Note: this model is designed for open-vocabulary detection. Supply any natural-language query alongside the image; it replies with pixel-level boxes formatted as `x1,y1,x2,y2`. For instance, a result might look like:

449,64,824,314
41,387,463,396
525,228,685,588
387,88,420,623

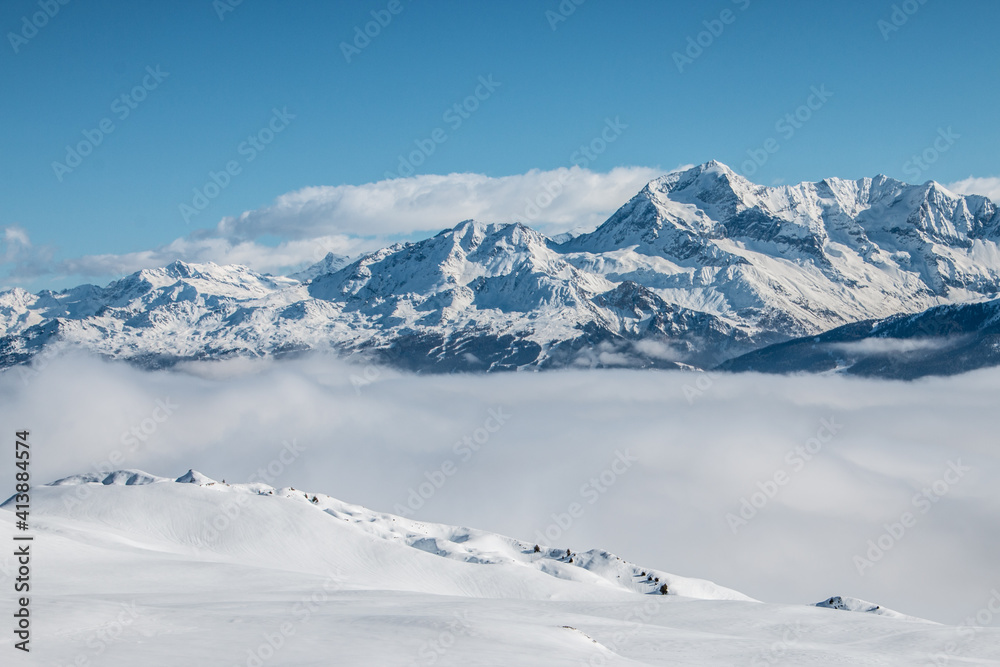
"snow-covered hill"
29,468,748,601
6,469,989,666
2,161,999,373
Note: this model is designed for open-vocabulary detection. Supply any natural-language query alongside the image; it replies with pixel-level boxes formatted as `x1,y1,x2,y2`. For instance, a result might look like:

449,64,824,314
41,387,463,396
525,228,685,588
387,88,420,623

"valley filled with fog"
4,352,997,625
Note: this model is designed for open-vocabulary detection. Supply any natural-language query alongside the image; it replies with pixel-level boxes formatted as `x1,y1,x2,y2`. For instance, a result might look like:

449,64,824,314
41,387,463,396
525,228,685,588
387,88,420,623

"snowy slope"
5,469,995,666
26,468,750,602
2,161,999,373
815,596,923,621
720,294,1000,379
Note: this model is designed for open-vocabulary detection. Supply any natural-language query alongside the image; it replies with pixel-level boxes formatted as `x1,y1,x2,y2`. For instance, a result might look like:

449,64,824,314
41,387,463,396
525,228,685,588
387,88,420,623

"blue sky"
2,0,999,291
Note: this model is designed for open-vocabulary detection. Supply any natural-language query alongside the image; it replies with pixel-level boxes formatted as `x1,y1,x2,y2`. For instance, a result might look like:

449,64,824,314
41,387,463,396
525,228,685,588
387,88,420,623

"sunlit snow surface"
3,472,999,666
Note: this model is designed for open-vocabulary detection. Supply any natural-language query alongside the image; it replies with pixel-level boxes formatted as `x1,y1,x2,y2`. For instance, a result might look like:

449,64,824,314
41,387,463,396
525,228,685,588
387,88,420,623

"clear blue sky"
2,0,999,290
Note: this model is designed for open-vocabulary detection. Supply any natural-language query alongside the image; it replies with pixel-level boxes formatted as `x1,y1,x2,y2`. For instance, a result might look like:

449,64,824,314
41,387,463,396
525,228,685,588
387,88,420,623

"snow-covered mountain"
562,161,1000,336
721,295,1000,379
5,469,977,666
2,161,998,373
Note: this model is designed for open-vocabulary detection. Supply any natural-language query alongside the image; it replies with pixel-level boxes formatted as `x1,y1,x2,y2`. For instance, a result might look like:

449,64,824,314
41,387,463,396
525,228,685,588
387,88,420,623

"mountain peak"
648,161,754,205
701,159,738,174
291,252,352,282
176,469,217,485
164,259,211,278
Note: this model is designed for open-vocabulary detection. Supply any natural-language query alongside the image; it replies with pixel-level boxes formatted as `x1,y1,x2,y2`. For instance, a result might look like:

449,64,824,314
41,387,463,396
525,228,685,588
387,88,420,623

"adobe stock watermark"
545,0,585,31
235,623,296,667
92,397,180,475
179,107,295,224
350,362,383,395
409,610,474,667
384,74,501,180
290,571,344,624
738,85,833,178
682,370,720,405
51,66,170,182
56,397,182,513
748,622,807,667
672,0,751,74
16,343,65,386
340,0,412,63
902,127,959,181
581,597,663,667
927,588,1000,666
7,0,72,54
213,0,245,21
853,459,970,576
349,343,409,395
61,602,141,666
232,570,345,667
878,0,929,41
726,417,843,534
520,117,628,223
535,449,638,546
392,408,511,517
189,439,307,549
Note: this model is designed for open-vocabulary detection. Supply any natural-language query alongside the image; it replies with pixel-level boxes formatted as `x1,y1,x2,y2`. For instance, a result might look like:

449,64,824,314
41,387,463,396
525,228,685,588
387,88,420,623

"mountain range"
3,161,999,377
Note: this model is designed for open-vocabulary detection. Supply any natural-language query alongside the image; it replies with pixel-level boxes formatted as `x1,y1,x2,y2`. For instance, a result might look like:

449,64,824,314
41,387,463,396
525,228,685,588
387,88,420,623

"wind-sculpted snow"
2,161,999,374
4,467,987,666
815,595,924,622
19,468,752,602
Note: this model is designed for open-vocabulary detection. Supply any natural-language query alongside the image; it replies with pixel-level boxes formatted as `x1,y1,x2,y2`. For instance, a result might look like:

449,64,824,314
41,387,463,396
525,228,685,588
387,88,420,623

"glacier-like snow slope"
6,470,995,666
2,161,999,372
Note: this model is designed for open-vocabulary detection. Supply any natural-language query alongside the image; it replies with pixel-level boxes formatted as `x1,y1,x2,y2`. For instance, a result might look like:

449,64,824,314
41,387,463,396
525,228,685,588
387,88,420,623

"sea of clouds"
2,351,998,624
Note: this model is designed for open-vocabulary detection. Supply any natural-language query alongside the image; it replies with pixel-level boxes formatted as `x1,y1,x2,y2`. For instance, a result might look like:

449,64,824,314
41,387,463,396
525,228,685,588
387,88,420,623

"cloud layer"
211,166,662,241
3,352,998,624
828,337,960,356
2,166,661,289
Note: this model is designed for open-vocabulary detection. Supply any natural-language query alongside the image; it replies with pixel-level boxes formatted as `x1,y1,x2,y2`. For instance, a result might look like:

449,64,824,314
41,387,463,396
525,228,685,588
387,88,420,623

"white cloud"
945,176,1000,203
828,337,958,356
630,339,689,362
3,167,663,288
211,166,662,241
3,226,30,249
0,226,56,289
